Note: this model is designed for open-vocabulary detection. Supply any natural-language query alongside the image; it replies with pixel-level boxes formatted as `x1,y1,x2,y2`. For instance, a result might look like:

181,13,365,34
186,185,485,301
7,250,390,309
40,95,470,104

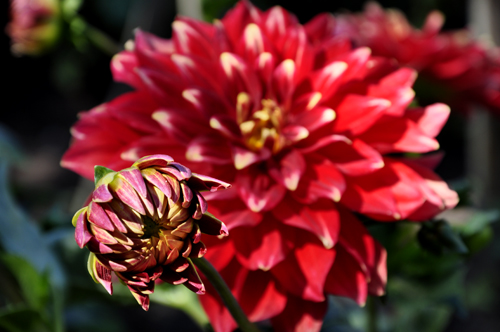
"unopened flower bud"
72,154,230,310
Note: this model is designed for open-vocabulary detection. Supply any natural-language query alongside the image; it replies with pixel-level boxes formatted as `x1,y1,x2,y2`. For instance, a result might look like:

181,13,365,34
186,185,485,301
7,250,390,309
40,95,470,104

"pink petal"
141,168,172,198
92,184,113,203
88,201,115,232
75,210,92,248
188,173,232,192
119,168,148,198
109,176,145,215
94,258,113,295
133,154,174,169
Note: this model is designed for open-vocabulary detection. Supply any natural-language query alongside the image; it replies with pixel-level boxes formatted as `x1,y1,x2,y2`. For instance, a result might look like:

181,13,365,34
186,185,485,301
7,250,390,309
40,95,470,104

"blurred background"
2,0,500,331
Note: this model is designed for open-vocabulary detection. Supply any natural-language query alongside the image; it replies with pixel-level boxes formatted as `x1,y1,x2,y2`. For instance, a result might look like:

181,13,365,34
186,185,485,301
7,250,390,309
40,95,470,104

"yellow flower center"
237,93,286,153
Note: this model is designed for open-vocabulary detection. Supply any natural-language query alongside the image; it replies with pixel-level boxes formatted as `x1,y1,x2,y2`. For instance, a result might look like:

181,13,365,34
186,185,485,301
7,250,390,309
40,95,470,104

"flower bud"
6,0,61,56
72,154,230,310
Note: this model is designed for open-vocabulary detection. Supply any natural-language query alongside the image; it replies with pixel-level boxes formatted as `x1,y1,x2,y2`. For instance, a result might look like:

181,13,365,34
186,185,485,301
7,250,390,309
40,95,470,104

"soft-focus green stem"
367,296,378,332
85,24,120,56
192,257,260,332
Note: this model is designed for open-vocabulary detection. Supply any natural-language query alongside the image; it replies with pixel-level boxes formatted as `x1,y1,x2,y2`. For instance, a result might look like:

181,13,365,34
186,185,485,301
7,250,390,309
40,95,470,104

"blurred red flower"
6,0,61,56
334,2,500,113
62,1,458,331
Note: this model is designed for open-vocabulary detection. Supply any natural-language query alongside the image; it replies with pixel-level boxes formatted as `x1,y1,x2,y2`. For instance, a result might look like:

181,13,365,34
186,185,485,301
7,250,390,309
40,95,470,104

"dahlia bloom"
334,2,500,112
62,1,458,330
6,0,61,56
72,154,230,310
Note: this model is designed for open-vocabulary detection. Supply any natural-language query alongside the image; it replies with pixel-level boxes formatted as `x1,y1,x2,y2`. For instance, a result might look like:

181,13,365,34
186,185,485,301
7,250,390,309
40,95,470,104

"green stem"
192,257,260,332
367,296,378,332
85,24,121,56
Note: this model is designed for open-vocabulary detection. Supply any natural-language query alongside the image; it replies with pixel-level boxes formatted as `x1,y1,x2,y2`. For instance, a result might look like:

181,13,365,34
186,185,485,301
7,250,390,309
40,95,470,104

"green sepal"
72,207,87,227
94,165,116,187
87,252,99,284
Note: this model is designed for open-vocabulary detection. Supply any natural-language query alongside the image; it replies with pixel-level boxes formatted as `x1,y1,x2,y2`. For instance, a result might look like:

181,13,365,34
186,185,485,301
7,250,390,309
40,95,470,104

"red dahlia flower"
62,1,458,331
72,154,230,310
334,2,500,113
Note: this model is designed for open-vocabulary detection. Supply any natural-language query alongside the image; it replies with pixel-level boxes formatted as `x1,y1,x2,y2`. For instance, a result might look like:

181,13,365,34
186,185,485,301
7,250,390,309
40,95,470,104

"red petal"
185,135,233,165
232,218,292,271
198,212,229,237
268,149,306,191
271,296,328,332
231,145,271,170
271,237,335,302
320,138,385,176
333,94,390,136
337,209,387,296
273,198,340,249
360,117,440,154
236,165,286,212
324,246,368,305
404,103,450,137
240,270,288,322
207,197,263,230
292,106,336,133
293,154,346,203
152,108,210,143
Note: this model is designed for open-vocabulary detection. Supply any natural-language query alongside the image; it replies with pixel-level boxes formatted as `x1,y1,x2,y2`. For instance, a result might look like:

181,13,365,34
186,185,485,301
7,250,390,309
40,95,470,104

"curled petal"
75,210,92,248
198,212,229,237
188,173,232,192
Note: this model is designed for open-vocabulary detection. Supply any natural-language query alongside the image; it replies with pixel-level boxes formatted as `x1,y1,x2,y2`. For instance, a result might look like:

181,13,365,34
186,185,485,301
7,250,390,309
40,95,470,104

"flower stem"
192,257,260,332
85,24,121,56
367,296,378,332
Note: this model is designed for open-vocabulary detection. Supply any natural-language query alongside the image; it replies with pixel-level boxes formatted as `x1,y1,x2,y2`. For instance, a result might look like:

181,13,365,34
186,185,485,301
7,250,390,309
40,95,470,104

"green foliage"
418,220,468,255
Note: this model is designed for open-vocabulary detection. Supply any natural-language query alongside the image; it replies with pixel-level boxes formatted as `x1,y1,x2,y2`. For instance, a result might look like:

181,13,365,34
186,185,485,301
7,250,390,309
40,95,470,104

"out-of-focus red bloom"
72,154,230,311
6,0,61,56
334,2,500,112
62,1,458,331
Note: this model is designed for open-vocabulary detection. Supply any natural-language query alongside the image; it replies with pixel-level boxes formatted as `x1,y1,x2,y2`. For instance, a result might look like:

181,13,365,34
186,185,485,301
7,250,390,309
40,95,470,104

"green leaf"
0,162,65,288
94,165,115,187
0,255,50,310
0,306,51,332
418,220,468,255
149,283,209,327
